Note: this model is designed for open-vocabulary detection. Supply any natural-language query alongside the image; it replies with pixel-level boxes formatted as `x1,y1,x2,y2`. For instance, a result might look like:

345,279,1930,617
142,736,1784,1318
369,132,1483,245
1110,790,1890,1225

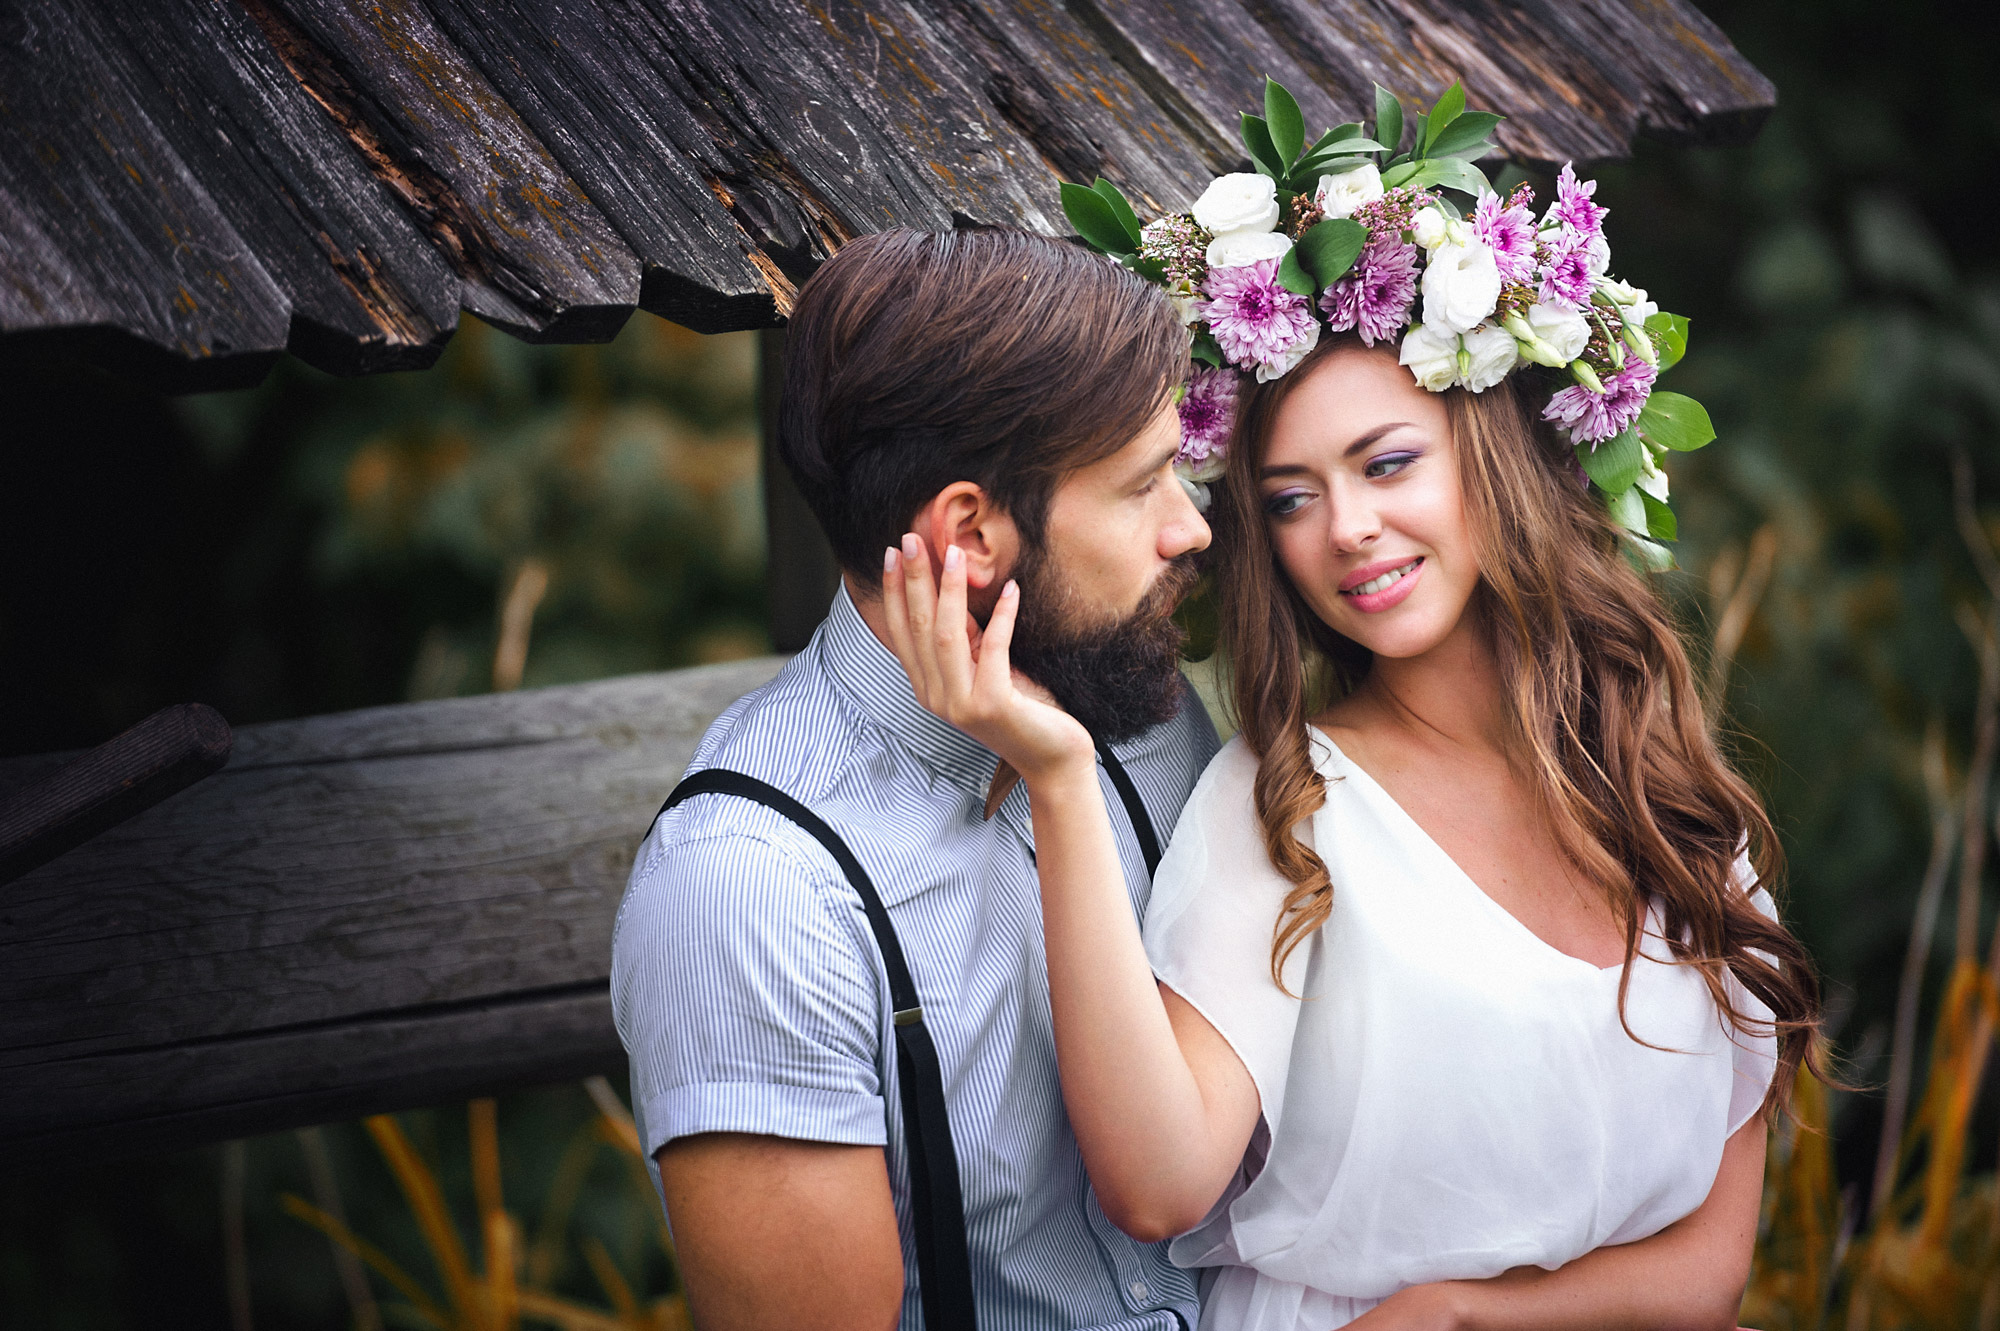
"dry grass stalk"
493,558,551,692
298,1125,386,1331
1708,523,1780,706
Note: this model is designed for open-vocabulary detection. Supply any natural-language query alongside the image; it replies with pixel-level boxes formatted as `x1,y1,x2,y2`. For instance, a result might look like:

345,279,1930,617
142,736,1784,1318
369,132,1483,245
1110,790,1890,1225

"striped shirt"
612,583,1219,1330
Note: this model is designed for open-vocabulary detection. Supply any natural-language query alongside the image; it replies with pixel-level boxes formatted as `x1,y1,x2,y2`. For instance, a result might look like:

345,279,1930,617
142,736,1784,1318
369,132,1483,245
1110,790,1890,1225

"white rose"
1420,239,1502,335
1191,172,1279,237
1398,323,1461,392
1411,206,1449,251
1205,228,1293,270
1314,162,1384,220
1253,321,1320,382
1524,301,1591,362
1459,323,1517,392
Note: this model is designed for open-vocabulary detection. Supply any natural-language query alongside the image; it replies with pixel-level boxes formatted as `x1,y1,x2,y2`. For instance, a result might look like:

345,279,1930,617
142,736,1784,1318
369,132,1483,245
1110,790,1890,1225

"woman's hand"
881,534,1095,785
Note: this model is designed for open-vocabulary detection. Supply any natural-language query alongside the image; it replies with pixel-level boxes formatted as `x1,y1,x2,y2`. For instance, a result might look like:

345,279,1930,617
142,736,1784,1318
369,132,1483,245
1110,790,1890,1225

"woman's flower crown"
1060,79,1714,563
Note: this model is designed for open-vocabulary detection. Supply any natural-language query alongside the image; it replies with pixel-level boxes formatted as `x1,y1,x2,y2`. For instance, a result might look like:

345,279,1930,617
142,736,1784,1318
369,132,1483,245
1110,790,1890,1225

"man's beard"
1004,548,1199,745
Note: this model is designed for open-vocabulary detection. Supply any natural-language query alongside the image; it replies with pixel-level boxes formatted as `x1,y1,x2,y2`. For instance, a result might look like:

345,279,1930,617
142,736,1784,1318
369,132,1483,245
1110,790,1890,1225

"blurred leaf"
1578,427,1644,493
1851,193,1954,298
1642,489,1678,541
1638,392,1717,451
1645,312,1690,371
1090,178,1145,249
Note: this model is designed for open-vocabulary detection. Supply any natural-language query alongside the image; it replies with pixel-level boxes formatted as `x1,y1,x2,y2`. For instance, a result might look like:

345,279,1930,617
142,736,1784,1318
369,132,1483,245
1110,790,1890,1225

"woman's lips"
1338,557,1424,613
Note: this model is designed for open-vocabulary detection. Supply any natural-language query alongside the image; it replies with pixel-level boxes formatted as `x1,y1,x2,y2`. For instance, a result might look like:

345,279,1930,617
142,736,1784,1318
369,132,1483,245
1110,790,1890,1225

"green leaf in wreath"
1644,312,1690,371
1240,114,1284,179
1641,489,1678,542
1278,247,1316,296
1380,160,1420,189
1425,111,1503,162
1636,391,1715,452
1403,157,1492,196
1090,178,1145,249
1407,110,1430,159
1060,181,1136,255
1265,78,1305,167
1423,82,1466,152
1191,329,1225,369
1373,84,1404,154
1298,218,1368,286
1576,426,1644,494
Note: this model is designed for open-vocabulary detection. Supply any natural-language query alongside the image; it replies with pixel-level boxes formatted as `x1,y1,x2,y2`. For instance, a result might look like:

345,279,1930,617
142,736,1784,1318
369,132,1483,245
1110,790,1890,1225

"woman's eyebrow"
1260,422,1420,479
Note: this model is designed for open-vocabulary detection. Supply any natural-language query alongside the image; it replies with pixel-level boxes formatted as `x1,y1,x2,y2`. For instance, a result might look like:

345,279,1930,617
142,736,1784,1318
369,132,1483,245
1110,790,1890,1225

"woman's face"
1258,346,1481,661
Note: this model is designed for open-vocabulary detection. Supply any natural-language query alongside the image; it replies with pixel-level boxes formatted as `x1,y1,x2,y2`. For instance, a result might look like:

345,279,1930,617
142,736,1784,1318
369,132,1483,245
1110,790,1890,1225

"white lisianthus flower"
1524,301,1592,362
1205,228,1293,270
1637,449,1669,502
1315,162,1384,219
1399,323,1461,392
1459,323,1517,392
1253,321,1321,383
1598,277,1659,324
1420,239,1502,335
1191,172,1280,237
1411,206,1450,251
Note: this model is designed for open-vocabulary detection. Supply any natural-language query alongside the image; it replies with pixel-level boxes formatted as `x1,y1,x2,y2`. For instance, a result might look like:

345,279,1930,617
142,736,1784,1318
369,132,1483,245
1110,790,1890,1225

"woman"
879,324,1823,1328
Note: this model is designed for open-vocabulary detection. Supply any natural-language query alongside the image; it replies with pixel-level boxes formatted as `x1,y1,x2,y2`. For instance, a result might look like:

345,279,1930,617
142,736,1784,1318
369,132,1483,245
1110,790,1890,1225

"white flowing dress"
1142,730,1778,1331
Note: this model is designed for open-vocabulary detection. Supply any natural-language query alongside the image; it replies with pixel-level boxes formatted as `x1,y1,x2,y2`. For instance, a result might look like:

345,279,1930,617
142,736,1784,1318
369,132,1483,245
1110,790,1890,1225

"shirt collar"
819,583,1002,797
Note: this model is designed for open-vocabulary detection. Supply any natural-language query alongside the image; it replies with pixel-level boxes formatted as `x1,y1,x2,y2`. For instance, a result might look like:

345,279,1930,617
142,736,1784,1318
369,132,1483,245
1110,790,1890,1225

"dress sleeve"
1723,847,1782,1136
1143,735,1309,1130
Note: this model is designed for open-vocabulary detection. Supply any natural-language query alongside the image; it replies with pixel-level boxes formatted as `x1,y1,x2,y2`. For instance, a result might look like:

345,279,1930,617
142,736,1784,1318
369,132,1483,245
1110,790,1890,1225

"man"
611,226,1217,1330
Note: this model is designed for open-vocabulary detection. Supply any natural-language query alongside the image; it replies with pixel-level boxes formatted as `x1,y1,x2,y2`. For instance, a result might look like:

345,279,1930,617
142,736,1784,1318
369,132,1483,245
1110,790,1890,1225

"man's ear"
911,481,1020,593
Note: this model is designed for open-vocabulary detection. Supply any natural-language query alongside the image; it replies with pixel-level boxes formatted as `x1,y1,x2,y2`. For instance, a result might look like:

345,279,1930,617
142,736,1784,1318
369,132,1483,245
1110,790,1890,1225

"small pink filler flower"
1177,367,1238,471
1322,233,1419,346
1543,358,1657,444
1201,258,1318,376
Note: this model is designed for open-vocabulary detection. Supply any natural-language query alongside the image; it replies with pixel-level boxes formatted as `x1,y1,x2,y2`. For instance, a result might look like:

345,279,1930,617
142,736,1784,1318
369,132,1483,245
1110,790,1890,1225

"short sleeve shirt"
612,585,1219,1330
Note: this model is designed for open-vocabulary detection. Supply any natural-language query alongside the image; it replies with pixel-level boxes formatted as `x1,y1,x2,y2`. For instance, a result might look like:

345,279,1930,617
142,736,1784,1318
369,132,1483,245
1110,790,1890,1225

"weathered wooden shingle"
0,0,1773,390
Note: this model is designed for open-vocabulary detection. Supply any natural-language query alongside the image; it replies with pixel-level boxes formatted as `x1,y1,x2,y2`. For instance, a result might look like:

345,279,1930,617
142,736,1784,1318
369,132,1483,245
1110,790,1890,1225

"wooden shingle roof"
1,0,1773,392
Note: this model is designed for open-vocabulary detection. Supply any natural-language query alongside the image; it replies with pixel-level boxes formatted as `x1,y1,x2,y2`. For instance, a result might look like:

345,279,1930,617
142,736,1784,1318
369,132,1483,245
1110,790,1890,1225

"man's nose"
1162,483,1212,558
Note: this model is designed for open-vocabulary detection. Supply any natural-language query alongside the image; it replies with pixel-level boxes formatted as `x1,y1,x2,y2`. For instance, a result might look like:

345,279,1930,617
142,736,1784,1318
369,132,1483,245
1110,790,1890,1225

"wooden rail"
0,657,784,1171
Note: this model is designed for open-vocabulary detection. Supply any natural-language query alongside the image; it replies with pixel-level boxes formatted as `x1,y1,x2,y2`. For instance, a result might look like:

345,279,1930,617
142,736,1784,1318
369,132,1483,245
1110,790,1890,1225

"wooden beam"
0,657,783,1171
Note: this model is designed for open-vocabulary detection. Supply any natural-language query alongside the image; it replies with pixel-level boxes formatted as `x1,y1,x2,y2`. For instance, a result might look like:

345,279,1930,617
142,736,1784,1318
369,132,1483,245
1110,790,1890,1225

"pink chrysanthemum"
1321,233,1419,345
1542,358,1658,445
1537,230,1596,310
1548,162,1607,239
1473,190,1538,286
1177,367,1238,467
1200,258,1318,374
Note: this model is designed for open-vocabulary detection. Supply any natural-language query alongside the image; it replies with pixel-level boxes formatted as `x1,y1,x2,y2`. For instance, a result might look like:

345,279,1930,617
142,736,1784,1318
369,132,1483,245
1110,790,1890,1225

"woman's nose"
1326,495,1381,553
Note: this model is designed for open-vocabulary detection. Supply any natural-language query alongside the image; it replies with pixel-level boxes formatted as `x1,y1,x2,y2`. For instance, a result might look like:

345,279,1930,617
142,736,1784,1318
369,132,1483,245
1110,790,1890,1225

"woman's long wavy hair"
1212,335,1825,1116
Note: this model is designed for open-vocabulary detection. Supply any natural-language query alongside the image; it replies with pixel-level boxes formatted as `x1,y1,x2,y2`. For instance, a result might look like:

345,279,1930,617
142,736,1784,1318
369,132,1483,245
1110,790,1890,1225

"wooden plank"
240,0,642,343
0,657,784,1166
88,0,464,377
0,0,293,390
0,703,233,888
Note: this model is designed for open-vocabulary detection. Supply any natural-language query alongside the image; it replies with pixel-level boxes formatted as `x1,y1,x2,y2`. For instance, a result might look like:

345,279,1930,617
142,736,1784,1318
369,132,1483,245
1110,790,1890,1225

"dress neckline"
1306,724,1632,976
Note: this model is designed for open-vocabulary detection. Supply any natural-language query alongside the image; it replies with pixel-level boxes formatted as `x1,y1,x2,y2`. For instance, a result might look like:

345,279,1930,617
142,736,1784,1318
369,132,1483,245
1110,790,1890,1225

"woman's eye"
1364,451,1420,480
1263,490,1309,517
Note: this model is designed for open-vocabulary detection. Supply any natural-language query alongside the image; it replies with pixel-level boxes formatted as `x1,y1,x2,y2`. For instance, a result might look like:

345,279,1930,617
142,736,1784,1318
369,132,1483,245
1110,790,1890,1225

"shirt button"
1129,1280,1149,1300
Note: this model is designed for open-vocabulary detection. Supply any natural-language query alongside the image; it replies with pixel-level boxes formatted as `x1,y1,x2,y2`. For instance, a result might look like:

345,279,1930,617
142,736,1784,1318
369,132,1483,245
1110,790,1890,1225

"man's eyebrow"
1129,441,1180,482
1258,422,1418,479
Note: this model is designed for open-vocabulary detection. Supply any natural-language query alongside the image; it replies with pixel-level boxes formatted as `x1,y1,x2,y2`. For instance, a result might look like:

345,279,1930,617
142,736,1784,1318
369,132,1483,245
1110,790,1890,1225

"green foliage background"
6,0,2000,1324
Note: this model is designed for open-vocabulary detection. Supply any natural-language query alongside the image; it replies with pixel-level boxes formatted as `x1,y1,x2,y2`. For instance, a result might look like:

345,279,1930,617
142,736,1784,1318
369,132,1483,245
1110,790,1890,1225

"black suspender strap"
1095,743,1162,879
658,770,978,1331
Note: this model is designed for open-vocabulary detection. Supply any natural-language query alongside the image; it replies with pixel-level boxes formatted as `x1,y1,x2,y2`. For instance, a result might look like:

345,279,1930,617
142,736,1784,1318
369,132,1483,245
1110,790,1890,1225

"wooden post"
759,326,841,652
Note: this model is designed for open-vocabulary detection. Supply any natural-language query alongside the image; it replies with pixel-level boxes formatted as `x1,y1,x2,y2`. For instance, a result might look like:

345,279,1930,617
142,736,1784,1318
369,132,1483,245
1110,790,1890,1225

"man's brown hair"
776,227,1189,580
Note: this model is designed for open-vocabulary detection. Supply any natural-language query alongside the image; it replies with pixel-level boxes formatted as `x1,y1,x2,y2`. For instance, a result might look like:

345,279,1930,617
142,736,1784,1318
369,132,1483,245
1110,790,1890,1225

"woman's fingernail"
902,533,921,562
884,546,899,572
944,545,962,571
1003,579,1018,597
